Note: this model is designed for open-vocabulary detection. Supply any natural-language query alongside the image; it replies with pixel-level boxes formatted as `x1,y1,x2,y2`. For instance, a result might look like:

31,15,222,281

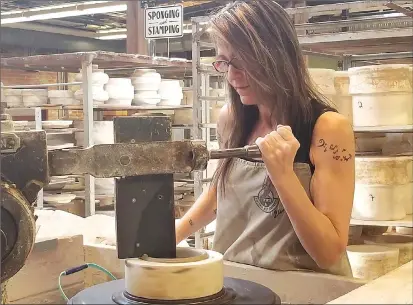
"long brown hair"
209,0,333,195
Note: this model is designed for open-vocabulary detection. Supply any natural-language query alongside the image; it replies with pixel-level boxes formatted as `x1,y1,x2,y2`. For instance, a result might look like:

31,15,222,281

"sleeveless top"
212,100,353,277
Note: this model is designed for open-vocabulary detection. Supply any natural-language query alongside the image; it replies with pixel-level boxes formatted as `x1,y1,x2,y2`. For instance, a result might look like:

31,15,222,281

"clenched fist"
255,125,300,182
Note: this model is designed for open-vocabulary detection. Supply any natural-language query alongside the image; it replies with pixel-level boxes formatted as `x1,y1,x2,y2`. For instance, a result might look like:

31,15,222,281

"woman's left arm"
256,112,355,269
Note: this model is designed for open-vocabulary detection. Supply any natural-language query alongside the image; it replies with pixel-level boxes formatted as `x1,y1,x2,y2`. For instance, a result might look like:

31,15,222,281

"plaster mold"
348,64,413,127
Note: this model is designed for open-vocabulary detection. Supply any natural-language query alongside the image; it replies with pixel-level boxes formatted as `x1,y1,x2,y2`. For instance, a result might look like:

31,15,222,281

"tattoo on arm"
317,139,353,162
189,219,194,226
213,208,217,215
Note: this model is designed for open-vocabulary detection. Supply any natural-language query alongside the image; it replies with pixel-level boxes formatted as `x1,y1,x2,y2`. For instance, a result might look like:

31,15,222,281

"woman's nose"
227,65,245,84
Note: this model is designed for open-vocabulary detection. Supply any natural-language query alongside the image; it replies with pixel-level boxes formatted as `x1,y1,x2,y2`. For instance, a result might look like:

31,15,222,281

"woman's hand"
255,125,300,183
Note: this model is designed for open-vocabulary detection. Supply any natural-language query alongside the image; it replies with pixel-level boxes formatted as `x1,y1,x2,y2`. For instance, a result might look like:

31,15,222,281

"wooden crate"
6,235,85,304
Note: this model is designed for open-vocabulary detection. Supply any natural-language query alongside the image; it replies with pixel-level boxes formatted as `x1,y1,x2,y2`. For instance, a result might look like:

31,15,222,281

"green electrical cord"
58,262,117,301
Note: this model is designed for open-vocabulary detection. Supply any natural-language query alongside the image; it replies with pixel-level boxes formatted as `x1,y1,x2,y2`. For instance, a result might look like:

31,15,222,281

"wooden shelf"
354,125,413,133
351,215,413,227
65,104,192,111
1,51,192,73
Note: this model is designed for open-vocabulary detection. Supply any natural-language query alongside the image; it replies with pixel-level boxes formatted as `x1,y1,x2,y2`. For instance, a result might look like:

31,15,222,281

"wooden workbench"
328,261,413,304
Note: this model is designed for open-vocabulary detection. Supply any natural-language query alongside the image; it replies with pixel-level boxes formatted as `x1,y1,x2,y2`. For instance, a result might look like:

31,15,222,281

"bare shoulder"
310,111,355,168
216,103,232,147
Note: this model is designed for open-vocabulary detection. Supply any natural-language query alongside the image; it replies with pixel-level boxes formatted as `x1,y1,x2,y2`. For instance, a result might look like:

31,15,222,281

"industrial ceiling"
1,0,412,58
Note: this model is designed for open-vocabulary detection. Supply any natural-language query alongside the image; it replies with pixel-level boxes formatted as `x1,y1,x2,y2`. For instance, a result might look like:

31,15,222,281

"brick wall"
1,68,58,86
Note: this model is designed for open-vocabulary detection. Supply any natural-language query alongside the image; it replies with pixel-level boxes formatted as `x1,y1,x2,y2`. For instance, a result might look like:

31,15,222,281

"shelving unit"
190,0,413,249
1,51,194,217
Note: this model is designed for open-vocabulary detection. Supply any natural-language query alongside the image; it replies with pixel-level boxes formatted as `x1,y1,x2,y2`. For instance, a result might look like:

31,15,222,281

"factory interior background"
0,0,412,304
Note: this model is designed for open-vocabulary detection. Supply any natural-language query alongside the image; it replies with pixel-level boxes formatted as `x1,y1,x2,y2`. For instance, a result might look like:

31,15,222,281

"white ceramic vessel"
4,89,23,108
105,78,134,106
334,71,353,123
158,79,183,106
348,64,413,127
22,89,48,107
131,69,162,91
353,155,413,220
125,248,224,300
133,91,161,106
74,65,110,105
363,234,413,266
48,90,78,105
346,244,399,280
308,68,338,108
74,121,115,196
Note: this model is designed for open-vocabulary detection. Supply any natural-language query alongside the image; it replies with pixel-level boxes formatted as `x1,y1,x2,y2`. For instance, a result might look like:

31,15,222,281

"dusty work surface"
35,209,190,247
328,261,413,304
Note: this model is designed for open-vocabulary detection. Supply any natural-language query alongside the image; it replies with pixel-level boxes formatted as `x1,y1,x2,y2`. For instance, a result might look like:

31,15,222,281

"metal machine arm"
0,113,261,284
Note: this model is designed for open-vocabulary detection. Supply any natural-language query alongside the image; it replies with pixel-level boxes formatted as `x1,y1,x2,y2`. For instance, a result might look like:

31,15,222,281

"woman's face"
216,44,256,105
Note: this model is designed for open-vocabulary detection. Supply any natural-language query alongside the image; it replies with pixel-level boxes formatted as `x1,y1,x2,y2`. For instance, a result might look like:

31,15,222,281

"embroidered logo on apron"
253,176,284,218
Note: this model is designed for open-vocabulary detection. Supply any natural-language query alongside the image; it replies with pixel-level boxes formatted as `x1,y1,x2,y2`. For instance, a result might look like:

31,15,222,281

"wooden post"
127,1,148,55
288,0,309,65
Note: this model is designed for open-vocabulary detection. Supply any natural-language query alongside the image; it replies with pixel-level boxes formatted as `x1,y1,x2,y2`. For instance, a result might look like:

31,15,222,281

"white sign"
145,4,184,40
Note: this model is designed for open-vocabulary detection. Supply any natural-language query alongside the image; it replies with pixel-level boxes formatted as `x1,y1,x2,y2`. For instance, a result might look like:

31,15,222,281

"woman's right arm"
175,103,230,244
175,186,217,244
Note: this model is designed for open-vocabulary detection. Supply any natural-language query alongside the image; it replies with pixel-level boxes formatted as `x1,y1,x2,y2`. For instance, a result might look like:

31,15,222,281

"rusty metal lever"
47,141,261,178
209,144,261,159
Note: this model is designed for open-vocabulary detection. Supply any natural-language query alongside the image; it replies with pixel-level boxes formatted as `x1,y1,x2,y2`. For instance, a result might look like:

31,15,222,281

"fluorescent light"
97,28,127,34
97,34,127,40
1,1,127,25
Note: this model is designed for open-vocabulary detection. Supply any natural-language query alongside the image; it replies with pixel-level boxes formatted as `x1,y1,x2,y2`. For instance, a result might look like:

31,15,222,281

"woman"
176,0,355,276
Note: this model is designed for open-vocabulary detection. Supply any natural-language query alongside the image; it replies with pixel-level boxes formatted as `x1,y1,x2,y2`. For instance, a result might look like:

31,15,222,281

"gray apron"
212,158,353,277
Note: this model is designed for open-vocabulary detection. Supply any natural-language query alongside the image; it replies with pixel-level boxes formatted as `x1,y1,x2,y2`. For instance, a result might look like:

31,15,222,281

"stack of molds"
349,64,413,221
353,155,413,220
105,78,134,106
74,121,115,197
308,68,338,109
74,65,109,106
348,64,413,128
346,244,399,280
48,90,79,105
3,89,23,108
363,234,413,267
131,69,161,106
334,71,353,123
157,79,183,106
22,89,48,107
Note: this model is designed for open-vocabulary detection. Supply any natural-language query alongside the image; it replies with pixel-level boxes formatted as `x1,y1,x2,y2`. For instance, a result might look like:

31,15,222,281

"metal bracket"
1,133,21,153
114,116,178,259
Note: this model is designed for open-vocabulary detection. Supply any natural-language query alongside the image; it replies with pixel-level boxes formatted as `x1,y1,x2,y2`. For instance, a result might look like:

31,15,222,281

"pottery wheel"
68,248,281,304
68,277,281,304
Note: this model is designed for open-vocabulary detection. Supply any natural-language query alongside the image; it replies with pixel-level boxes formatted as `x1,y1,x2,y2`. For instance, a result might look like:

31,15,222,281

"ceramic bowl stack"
308,68,338,109
22,89,48,107
105,78,134,106
48,90,79,105
74,121,115,197
3,89,24,108
157,79,183,106
348,64,413,128
74,65,109,106
131,69,162,106
43,120,75,150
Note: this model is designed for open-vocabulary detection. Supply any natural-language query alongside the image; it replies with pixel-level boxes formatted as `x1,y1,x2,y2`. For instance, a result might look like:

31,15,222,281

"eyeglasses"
212,58,244,73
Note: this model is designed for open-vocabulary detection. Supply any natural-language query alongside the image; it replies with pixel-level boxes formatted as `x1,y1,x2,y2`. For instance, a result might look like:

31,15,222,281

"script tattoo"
317,139,353,162
189,219,194,226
